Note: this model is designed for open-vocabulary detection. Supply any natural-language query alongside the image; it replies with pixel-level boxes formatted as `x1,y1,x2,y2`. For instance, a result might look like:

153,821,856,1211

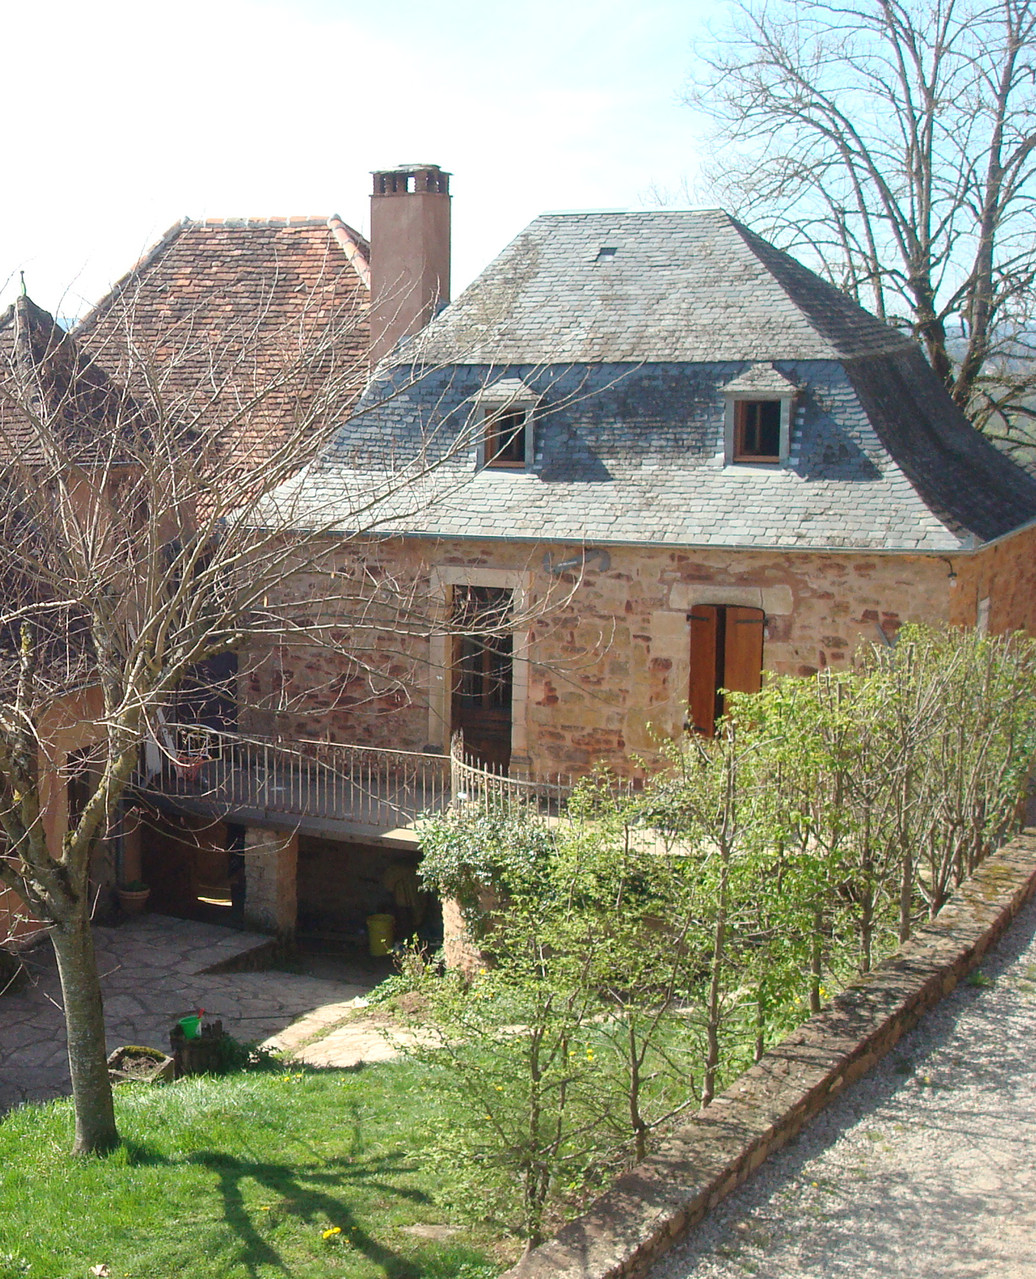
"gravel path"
651,890,1036,1279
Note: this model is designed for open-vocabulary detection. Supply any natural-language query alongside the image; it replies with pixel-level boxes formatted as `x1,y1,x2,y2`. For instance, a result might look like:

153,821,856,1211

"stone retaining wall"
502,829,1036,1279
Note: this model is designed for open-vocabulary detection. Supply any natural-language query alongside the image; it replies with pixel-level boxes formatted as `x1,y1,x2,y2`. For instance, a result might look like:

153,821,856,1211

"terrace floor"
0,915,406,1115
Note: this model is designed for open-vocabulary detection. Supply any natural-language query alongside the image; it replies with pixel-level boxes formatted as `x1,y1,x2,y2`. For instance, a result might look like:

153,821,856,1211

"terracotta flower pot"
174,755,207,784
117,887,150,915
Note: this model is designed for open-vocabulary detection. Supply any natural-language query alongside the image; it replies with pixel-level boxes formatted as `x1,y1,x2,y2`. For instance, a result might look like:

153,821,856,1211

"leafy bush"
214,1035,279,1074
418,806,555,934
412,626,1036,1248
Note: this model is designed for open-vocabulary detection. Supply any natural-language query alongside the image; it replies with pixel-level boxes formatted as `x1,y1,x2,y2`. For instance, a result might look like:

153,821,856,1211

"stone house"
261,205,1036,766
56,169,1036,946
222,196,1036,943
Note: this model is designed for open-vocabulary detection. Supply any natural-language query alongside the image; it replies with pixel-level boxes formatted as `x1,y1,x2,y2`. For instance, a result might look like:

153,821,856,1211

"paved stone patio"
0,914,399,1114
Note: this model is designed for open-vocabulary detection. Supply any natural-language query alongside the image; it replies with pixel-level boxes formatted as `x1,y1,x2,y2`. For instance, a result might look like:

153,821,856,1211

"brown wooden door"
723,607,765,697
688,605,764,735
451,586,513,770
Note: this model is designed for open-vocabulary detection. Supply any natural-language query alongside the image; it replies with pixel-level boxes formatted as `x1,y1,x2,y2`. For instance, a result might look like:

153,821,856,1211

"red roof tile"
76,217,371,479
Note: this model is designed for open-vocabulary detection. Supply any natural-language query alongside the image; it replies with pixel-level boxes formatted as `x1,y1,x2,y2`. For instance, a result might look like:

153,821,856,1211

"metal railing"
448,735,574,816
135,725,583,830
135,726,451,829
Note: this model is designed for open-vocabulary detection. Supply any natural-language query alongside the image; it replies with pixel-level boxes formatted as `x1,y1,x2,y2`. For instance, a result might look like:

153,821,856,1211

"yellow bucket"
366,913,395,957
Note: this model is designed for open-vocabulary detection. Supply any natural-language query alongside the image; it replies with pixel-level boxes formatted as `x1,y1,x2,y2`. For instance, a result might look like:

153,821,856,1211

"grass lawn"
0,1059,506,1279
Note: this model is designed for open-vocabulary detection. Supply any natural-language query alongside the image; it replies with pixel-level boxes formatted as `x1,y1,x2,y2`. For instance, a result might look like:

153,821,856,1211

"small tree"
416,808,605,1251
417,797,700,1247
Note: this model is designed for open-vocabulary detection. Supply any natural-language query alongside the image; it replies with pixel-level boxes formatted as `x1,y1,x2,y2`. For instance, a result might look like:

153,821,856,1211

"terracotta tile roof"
75,217,371,480
0,296,146,468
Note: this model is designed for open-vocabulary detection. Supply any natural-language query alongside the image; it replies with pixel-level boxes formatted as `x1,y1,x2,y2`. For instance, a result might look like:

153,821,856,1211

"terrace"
131,727,572,841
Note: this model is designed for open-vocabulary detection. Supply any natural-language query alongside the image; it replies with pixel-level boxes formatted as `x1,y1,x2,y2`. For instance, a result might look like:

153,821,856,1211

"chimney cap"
372,164,451,197
371,162,451,176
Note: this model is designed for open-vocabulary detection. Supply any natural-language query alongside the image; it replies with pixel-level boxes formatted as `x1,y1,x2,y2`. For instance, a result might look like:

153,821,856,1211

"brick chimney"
370,163,451,365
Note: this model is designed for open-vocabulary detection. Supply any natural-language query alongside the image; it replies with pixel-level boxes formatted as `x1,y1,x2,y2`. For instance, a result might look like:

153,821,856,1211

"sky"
0,0,717,320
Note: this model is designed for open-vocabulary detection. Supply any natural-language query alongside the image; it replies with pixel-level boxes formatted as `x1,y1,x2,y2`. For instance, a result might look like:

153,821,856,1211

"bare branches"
0,280,380,1152
692,0,1036,444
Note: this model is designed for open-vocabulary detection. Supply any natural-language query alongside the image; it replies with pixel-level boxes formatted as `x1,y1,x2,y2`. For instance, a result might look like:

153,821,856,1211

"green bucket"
178,1014,201,1040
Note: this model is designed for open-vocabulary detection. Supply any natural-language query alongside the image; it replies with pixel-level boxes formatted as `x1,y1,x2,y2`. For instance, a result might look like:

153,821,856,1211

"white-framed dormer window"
472,378,538,472
721,364,799,467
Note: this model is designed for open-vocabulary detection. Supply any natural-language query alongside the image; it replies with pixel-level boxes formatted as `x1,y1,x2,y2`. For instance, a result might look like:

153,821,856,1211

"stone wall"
241,535,958,779
0,685,105,945
521,543,950,775
240,535,437,751
499,830,1036,1279
949,522,1036,634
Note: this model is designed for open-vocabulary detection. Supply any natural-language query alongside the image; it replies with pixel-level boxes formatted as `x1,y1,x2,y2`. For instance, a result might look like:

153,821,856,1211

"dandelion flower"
322,1227,342,1240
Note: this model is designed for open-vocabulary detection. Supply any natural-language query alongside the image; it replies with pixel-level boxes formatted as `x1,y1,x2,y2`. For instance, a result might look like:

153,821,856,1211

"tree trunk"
702,890,727,1108
809,906,823,1014
49,916,119,1155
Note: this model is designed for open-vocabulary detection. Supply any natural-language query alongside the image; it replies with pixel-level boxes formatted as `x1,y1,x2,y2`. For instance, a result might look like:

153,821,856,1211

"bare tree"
0,284,598,1155
690,0,1036,444
0,286,388,1151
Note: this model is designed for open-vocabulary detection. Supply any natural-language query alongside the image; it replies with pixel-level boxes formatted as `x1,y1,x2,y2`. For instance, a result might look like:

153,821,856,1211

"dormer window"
721,364,799,467
734,400,781,462
484,406,529,468
472,378,539,472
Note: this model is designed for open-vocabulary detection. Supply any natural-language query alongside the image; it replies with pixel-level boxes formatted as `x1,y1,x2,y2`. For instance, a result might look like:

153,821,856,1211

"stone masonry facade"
237,527,1036,782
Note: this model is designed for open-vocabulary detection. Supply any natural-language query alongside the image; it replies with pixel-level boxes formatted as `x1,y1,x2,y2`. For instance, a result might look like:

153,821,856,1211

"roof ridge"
196,216,337,227
727,217,911,359
327,217,371,290
528,207,729,220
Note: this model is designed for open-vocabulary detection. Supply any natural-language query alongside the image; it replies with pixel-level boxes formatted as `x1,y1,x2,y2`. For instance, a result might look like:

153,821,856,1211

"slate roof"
408,210,915,365
262,210,1036,553
76,217,371,477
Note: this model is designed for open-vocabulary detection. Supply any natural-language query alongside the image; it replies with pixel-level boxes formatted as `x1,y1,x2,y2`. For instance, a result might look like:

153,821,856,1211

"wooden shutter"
723,607,764,696
688,606,720,735
688,604,765,735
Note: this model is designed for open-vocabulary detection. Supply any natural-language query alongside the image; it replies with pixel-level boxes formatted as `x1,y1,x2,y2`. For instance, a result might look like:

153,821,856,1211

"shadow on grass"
122,1136,433,1278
